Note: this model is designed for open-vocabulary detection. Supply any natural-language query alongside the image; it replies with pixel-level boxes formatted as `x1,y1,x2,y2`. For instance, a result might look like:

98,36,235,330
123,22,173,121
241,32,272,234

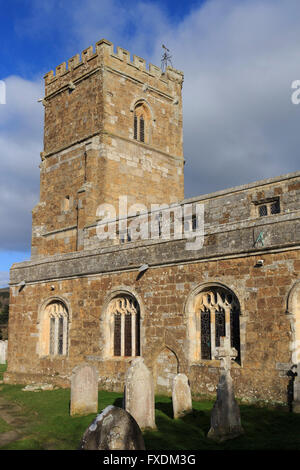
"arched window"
108,295,140,357
133,102,151,144
194,286,241,364
39,300,69,357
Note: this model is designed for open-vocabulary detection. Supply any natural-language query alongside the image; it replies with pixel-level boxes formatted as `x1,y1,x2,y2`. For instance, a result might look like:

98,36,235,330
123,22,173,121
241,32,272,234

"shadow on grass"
143,396,300,450
113,397,123,408
1,384,300,450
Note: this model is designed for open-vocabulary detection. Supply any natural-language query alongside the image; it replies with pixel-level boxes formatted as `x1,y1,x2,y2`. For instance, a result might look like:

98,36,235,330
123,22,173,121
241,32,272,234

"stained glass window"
140,116,145,142
270,200,280,214
114,313,121,356
201,308,211,360
215,307,225,348
134,114,137,140
259,205,268,217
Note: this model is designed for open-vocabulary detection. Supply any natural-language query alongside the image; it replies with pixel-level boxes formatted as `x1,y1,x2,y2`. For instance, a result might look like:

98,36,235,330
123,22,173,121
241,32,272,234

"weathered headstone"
124,357,156,430
207,336,244,442
172,373,192,419
0,340,7,364
70,363,98,416
293,372,300,413
79,405,146,450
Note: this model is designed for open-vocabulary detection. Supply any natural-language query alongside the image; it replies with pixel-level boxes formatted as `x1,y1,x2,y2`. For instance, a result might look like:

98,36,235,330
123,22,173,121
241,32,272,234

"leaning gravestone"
207,336,244,442
293,374,300,413
124,357,156,430
70,363,98,416
0,340,7,364
79,405,146,450
172,373,192,419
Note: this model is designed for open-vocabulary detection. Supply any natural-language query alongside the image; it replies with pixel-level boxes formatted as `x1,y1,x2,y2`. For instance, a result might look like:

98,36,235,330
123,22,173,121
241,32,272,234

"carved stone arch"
129,97,155,121
101,286,145,359
185,281,243,365
154,345,179,396
37,296,71,357
286,281,300,365
130,98,154,145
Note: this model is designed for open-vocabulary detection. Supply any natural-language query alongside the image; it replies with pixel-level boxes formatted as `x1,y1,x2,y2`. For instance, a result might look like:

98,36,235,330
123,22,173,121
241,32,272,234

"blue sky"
1,0,300,286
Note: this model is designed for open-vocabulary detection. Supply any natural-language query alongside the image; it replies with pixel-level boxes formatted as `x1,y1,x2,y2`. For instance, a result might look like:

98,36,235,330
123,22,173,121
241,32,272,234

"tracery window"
108,295,140,357
40,300,69,357
194,287,241,363
133,102,150,143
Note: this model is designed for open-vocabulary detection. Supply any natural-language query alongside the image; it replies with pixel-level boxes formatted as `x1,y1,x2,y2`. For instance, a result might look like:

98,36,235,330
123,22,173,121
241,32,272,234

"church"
5,38,300,405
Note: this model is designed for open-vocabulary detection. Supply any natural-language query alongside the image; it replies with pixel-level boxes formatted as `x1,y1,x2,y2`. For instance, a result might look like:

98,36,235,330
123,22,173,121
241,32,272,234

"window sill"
190,359,242,368
39,355,68,359
110,356,140,361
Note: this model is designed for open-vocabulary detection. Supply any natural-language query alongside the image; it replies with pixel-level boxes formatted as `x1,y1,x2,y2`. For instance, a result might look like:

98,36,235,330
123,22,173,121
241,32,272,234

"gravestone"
124,357,156,430
70,363,98,416
207,336,244,442
79,405,146,450
0,340,7,364
172,373,192,419
293,372,300,413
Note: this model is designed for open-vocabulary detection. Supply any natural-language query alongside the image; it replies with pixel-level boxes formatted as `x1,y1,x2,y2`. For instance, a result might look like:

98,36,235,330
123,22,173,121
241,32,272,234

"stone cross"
207,336,244,442
214,336,237,372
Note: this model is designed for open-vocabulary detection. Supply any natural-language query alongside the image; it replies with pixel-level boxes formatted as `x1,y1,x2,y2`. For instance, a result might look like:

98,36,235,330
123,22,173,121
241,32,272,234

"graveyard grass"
0,363,300,450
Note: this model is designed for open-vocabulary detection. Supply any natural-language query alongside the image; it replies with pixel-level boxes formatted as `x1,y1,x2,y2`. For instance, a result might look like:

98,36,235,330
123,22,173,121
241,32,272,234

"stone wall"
6,240,300,403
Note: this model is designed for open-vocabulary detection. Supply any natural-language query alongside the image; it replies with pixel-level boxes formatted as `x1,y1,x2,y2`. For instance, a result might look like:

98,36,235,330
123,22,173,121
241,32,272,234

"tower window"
133,102,150,144
63,196,70,212
140,116,145,142
134,114,138,140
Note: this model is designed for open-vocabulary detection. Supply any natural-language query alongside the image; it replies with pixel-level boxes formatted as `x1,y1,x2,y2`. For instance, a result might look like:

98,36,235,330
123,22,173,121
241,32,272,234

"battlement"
43,38,184,90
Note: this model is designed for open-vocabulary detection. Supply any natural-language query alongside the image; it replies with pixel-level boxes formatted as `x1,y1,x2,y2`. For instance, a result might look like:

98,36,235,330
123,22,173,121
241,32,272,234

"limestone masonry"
4,38,300,404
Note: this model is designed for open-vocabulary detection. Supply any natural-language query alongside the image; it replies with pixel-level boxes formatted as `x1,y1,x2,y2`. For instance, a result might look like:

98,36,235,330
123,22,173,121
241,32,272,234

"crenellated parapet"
44,38,184,97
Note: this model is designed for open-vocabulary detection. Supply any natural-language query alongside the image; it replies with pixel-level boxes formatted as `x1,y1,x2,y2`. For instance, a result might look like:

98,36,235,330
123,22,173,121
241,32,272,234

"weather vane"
161,44,173,73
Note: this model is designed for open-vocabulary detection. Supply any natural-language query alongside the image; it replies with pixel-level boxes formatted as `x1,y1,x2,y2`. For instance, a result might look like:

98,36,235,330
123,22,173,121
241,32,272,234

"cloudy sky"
0,0,300,287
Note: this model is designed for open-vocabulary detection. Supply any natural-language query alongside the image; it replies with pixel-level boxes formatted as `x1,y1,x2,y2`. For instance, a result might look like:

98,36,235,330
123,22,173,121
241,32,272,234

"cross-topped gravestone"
207,336,244,442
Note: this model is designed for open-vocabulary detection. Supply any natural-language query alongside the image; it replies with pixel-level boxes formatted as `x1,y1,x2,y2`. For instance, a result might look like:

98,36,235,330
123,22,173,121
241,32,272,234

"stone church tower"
32,39,184,258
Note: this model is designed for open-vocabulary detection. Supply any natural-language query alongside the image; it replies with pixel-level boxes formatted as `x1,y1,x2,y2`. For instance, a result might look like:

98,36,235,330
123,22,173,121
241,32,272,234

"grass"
0,370,300,450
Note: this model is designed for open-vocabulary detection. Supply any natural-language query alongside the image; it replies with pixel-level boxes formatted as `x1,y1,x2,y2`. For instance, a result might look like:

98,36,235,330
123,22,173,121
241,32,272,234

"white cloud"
0,76,43,251
0,272,9,288
66,0,300,195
